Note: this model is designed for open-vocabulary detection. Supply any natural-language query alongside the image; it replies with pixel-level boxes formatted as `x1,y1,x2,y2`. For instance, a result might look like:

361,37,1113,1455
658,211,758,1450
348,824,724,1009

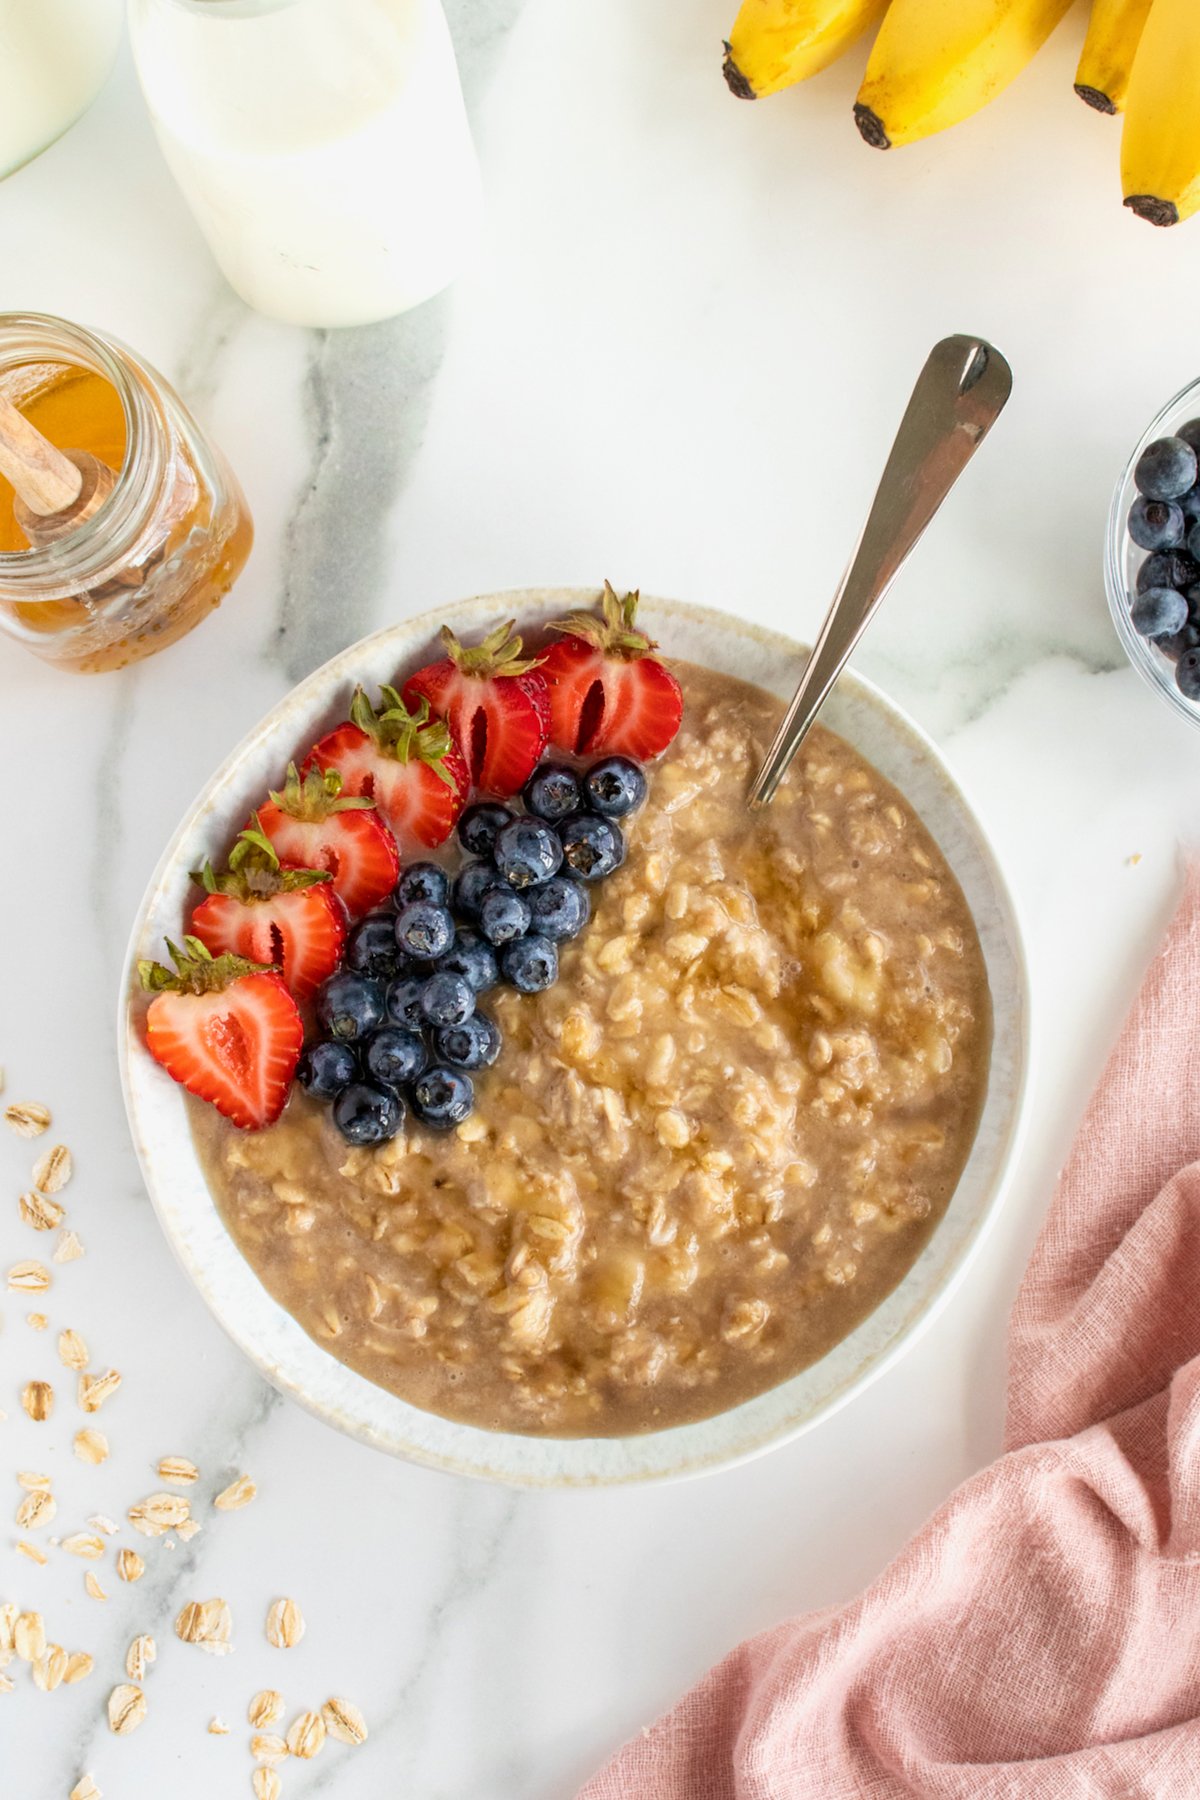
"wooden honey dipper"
0,393,117,547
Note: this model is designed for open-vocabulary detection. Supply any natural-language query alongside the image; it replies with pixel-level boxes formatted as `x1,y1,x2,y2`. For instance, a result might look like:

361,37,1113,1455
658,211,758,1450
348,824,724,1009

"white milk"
128,0,482,328
0,0,123,180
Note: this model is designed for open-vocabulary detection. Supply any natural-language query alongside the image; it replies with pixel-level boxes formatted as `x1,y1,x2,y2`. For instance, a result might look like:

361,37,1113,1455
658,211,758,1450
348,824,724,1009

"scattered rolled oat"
74,1429,108,1465
31,1642,67,1691
58,1329,88,1370
63,1651,94,1684
15,1489,55,1530
322,1696,368,1745
285,1710,325,1758
208,1716,229,1735
17,1470,51,1490
252,1771,281,1800
84,1573,107,1602
5,1101,51,1138
265,1597,304,1649
126,1634,155,1682
32,1144,72,1193
87,1514,118,1537
248,1689,285,1728
21,1380,53,1421
250,1730,288,1765
8,1259,50,1292
25,1311,48,1330
214,1472,256,1511
14,1611,45,1660
116,1549,144,1583
128,1491,189,1536
0,1672,12,1693
78,1369,121,1413
16,1540,48,1565
157,1456,199,1486
174,1597,232,1653
69,1778,101,1800
107,1682,146,1735
19,1190,63,1231
62,1532,105,1559
54,1230,83,1263
175,1516,202,1542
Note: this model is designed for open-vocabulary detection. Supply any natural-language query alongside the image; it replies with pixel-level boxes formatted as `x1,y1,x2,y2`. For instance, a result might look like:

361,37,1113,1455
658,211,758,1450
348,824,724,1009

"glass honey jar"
0,312,253,672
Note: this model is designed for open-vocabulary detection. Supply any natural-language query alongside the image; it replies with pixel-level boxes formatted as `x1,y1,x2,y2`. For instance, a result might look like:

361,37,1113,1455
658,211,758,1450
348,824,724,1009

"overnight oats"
138,590,991,1437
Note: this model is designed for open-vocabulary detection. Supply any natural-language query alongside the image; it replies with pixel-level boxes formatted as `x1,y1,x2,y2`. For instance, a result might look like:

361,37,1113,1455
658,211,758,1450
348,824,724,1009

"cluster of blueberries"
296,753,647,1144
1126,423,1200,700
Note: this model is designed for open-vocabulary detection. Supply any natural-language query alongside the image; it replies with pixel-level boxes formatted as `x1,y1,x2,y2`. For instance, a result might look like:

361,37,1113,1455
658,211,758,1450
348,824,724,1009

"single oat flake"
78,1369,121,1413
117,1549,144,1583
174,1597,232,1653
21,1380,53,1421
16,1540,48,1565
54,1229,84,1263
214,1472,256,1511
285,1710,325,1759
31,1642,67,1691
126,1634,155,1682
70,1778,101,1800
156,1455,199,1486
107,1682,146,1735
253,1770,281,1800
87,1513,118,1536
64,1651,94,1684
5,1101,51,1138
8,1259,50,1292
84,1573,107,1602
128,1491,189,1536
207,1715,229,1735
19,1190,63,1231
250,1730,288,1765
17,1469,51,1490
15,1489,55,1530
62,1531,105,1559
265,1597,304,1649
14,1611,45,1660
58,1329,88,1370
25,1311,48,1330
74,1428,108,1465
32,1144,72,1193
248,1689,285,1729
322,1695,368,1745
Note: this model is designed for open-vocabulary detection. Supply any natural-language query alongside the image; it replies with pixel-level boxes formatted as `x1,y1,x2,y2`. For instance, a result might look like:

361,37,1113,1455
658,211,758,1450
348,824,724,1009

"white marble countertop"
3,6,1200,1796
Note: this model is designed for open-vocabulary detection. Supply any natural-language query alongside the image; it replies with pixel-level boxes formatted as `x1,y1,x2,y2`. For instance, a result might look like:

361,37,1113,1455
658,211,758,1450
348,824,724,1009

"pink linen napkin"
579,872,1200,1798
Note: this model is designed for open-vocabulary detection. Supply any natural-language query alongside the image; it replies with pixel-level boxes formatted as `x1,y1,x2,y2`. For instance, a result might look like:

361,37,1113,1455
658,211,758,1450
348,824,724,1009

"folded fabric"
579,871,1200,1799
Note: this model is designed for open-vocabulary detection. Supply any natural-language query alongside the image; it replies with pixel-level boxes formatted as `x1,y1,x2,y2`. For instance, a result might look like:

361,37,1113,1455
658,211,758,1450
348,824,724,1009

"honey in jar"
0,312,252,673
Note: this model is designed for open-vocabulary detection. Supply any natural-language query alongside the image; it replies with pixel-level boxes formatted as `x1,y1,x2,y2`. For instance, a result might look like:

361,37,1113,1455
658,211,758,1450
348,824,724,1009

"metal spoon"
748,335,1012,809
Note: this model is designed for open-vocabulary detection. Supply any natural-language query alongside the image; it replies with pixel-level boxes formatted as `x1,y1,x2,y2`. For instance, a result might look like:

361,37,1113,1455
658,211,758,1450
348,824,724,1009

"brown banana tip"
1074,83,1117,115
853,103,890,150
1125,194,1180,228
722,45,756,100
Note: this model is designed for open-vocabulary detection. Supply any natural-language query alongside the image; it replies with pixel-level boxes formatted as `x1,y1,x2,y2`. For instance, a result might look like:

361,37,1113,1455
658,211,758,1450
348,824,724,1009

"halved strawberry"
307,687,470,853
256,763,399,919
401,621,549,797
188,823,345,1004
138,936,303,1130
538,583,683,761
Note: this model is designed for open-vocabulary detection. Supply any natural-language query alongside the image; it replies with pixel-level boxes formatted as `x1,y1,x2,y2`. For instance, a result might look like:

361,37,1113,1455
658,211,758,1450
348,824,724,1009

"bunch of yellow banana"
723,0,1200,228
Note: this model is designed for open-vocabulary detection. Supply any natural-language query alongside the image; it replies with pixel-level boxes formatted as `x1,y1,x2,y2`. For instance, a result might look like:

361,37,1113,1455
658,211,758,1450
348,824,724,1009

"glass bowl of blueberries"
1106,378,1200,725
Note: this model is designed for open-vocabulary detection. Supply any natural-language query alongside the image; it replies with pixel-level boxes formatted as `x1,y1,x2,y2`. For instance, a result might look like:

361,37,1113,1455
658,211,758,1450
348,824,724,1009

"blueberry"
1176,418,1200,455
479,886,532,946
528,875,590,942
1131,586,1188,639
522,762,584,823
332,1081,404,1145
1177,649,1200,701
410,1066,474,1130
1136,550,1199,595
452,860,501,922
385,975,425,1031
419,970,475,1027
457,801,515,857
558,812,625,880
316,972,385,1042
493,817,564,889
1128,497,1185,553
394,900,455,962
1186,582,1200,619
434,1012,502,1071
363,1025,428,1088
1186,522,1200,565
1159,622,1200,662
1182,485,1200,526
394,861,450,908
500,933,558,993
436,929,498,994
296,1039,359,1099
1134,436,1197,502
584,755,647,819
345,913,409,982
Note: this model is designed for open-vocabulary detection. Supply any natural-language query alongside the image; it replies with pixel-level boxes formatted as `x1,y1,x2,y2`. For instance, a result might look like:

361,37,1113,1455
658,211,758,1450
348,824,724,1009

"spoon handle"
748,335,1012,809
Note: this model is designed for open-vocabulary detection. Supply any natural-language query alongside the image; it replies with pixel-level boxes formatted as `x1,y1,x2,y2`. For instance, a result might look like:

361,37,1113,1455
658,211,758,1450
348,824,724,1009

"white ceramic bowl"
120,590,1030,1488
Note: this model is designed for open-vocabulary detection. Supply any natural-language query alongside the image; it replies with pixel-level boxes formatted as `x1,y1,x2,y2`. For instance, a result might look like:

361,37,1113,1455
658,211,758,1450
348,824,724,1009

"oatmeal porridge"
191,663,991,1436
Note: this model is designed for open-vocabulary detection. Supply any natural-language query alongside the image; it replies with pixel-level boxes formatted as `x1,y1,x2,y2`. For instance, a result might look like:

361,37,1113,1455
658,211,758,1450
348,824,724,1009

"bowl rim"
118,589,1033,1488
1104,374,1200,731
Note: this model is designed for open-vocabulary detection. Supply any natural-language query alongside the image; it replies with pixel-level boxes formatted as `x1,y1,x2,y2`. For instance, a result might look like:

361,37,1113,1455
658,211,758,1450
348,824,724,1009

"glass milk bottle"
128,0,483,329
0,0,124,179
